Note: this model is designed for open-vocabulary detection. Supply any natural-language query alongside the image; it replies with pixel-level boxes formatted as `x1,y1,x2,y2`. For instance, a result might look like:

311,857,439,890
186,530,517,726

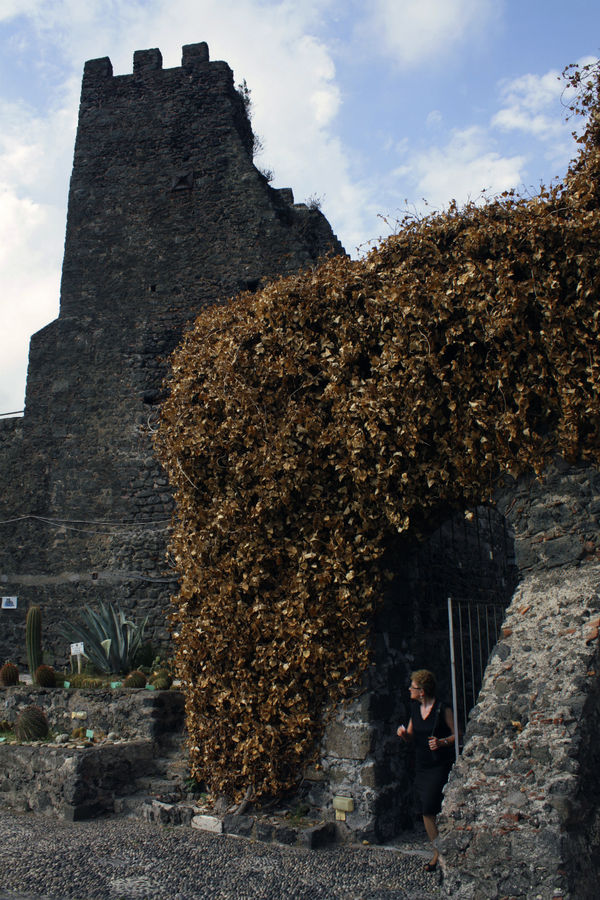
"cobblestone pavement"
0,811,442,900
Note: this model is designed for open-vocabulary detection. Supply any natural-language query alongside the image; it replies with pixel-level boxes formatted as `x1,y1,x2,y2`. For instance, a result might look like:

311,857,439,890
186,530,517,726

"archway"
314,503,518,842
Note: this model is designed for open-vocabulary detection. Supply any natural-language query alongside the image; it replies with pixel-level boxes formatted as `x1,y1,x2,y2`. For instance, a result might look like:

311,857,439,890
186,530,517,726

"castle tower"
0,43,343,662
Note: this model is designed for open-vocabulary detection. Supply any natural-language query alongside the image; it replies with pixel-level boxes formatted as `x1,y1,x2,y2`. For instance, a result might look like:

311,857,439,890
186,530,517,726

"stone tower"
0,43,343,662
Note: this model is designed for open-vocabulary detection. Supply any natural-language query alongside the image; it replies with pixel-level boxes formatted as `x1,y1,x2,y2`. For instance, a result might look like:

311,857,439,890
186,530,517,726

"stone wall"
438,564,600,899
0,741,158,820
433,459,600,898
0,687,185,819
0,416,26,657
1,686,184,740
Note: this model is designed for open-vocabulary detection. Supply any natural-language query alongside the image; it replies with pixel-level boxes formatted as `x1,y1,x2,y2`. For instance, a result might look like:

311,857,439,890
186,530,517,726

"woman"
397,669,455,871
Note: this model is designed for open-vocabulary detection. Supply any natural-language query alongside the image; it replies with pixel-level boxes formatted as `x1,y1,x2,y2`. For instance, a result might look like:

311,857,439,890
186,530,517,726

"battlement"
83,41,213,86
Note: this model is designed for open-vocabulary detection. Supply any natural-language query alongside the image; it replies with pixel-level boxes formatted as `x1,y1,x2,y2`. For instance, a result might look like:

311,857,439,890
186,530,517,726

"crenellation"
82,56,113,81
133,48,163,73
182,41,209,66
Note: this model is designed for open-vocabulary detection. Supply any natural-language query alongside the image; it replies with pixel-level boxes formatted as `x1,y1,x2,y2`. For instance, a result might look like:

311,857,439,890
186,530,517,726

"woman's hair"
411,669,436,697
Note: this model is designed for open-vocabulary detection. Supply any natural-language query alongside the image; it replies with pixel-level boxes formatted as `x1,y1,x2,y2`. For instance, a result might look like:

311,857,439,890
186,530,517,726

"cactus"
123,669,147,688
35,665,56,688
70,673,105,689
26,605,43,681
15,705,49,741
0,661,19,686
150,668,173,689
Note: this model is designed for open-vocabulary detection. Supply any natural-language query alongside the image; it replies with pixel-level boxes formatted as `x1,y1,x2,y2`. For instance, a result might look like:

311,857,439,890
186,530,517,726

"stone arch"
312,501,518,843
311,456,600,899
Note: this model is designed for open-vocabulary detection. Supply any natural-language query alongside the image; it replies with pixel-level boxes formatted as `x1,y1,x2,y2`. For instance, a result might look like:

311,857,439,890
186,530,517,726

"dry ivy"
155,61,600,800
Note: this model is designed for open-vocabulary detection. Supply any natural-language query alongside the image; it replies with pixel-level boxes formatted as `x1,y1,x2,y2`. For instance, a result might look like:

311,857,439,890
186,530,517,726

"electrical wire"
0,513,171,535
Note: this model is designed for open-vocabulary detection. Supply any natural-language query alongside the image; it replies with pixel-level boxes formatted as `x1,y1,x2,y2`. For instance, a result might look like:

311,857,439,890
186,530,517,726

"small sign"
85,729,94,739
145,683,156,691
110,681,122,689
70,642,84,656
63,681,70,689
1,596,17,609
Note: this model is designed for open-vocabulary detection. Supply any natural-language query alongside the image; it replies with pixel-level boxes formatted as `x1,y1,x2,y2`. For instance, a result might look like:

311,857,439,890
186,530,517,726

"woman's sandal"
424,859,438,872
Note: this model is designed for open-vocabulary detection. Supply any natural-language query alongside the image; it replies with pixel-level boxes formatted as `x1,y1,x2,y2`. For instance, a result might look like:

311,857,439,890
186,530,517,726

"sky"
0,0,599,415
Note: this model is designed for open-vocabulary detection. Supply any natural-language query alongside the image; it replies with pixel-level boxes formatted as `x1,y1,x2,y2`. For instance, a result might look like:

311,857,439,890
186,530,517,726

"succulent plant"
69,673,105,689
15,705,49,741
26,606,43,681
123,670,147,688
35,665,56,688
150,668,173,689
0,661,19,686
58,601,148,675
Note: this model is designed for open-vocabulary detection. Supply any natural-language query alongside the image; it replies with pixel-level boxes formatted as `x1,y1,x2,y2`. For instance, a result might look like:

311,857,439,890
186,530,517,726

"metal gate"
447,595,506,757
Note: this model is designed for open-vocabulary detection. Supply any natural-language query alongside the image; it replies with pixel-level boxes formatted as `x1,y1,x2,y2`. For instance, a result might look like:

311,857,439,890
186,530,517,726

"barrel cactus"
150,668,173,689
0,661,19,686
15,705,49,741
123,670,147,688
70,673,104,689
35,665,56,688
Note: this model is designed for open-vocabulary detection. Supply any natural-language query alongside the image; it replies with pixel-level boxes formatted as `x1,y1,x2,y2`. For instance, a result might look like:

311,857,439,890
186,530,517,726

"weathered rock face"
438,563,600,900
433,461,600,900
0,42,343,667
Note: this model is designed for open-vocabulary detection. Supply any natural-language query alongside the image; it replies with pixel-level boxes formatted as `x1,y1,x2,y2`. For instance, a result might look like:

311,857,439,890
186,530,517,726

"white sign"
70,642,85,656
1,596,17,609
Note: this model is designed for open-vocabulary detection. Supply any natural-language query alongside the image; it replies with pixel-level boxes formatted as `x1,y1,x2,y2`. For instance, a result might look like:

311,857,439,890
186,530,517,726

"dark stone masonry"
0,42,343,666
1,40,600,899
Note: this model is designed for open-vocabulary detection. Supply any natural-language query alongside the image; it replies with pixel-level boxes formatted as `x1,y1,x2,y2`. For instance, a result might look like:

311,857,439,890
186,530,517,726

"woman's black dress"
411,699,454,816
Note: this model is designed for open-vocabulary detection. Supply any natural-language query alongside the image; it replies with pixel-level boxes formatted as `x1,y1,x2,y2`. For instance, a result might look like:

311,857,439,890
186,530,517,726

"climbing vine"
155,61,600,800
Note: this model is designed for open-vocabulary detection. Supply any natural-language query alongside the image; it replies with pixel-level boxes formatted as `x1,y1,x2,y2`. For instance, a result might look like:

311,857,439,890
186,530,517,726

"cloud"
491,57,598,162
0,91,77,410
493,69,571,140
390,125,525,213
365,0,499,67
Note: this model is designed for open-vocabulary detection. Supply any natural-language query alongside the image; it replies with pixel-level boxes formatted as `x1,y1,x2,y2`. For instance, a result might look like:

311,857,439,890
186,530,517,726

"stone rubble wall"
1,686,184,741
434,457,600,899
438,563,600,899
0,740,157,820
0,688,185,820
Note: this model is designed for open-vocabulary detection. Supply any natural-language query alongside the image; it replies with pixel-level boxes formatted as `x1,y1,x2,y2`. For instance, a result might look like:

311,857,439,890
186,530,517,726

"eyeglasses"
409,684,421,691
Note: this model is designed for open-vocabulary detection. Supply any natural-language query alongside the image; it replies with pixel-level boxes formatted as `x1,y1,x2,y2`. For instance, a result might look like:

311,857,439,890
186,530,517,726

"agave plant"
58,602,148,675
